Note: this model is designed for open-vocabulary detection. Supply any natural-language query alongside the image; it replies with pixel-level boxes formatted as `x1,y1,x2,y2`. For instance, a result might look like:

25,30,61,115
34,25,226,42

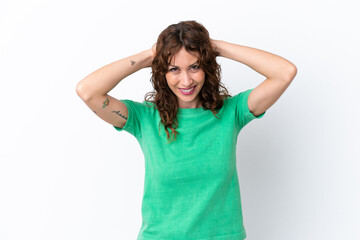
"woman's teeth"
182,87,194,92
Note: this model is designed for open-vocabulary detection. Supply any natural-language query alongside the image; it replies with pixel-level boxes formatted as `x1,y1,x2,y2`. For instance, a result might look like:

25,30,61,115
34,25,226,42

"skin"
165,46,205,109
78,38,296,129
101,97,128,120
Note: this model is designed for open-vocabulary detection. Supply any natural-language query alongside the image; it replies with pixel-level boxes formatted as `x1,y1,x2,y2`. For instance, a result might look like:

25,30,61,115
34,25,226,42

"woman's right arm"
76,48,154,128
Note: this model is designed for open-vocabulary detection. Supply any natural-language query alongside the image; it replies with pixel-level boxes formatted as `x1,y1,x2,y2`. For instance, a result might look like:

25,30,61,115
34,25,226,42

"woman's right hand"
144,43,156,68
151,43,157,59
143,43,156,68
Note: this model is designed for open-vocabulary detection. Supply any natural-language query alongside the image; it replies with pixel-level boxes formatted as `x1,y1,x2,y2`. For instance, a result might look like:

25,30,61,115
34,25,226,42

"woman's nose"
179,70,193,86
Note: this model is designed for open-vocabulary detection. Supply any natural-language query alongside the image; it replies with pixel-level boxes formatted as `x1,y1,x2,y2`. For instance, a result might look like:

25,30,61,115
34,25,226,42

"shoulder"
222,93,237,110
221,89,254,113
117,99,154,116
226,89,252,105
142,100,155,107
142,100,157,111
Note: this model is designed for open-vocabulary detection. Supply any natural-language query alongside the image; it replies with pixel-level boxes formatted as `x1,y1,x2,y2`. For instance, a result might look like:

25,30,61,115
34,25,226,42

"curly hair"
144,20,232,144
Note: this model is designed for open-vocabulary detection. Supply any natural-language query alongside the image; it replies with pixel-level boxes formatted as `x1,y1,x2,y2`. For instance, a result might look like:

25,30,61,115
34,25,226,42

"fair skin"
76,38,296,129
210,39,297,117
165,46,205,109
159,39,297,114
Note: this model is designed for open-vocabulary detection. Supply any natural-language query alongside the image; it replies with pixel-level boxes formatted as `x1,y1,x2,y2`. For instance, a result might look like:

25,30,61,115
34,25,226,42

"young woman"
76,20,297,240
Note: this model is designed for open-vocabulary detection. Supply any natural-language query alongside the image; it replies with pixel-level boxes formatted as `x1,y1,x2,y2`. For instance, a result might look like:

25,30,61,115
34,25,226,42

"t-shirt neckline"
143,100,209,116
177,107,208,116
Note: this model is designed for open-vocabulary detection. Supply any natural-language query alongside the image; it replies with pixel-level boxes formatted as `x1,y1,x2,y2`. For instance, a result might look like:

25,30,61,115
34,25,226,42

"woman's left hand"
210,38,220,56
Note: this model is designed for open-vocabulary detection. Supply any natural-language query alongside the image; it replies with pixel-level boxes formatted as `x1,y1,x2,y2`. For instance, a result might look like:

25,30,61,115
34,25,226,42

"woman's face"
165,46,205,109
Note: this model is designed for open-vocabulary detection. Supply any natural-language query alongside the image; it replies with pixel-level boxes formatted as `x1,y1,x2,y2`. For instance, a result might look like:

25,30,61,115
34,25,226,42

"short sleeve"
234,88,266,129
113,99,142,138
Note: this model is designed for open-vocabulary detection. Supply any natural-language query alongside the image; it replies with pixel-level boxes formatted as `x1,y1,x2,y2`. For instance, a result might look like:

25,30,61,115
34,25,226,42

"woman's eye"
191,65,199,70
169,67,178,72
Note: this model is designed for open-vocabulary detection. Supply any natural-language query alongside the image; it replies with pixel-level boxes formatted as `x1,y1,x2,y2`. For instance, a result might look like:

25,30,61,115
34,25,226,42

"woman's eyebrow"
169,61,198,68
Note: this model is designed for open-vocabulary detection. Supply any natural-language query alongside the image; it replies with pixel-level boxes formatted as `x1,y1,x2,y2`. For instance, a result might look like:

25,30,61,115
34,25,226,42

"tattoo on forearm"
112,111,128,120
103,97,109,108
131,60,136,66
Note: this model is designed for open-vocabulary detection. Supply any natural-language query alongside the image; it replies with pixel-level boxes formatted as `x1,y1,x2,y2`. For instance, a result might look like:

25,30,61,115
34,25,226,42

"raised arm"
211,39,297,117
76,46,154,128
76,48,154,100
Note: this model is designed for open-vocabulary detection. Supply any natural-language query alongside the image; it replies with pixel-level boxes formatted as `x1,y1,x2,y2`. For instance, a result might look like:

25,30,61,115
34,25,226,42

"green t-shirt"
113,88,266,240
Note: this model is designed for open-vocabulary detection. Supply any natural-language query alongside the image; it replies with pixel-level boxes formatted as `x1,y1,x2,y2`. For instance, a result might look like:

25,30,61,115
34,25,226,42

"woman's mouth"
179,85,196,95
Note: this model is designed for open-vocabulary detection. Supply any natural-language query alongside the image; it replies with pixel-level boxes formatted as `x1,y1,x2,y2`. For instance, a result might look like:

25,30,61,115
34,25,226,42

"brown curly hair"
144,20,232,144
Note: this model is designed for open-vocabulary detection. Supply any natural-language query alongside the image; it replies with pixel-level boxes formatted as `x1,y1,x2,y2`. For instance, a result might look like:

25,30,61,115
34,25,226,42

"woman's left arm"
211,39,297,117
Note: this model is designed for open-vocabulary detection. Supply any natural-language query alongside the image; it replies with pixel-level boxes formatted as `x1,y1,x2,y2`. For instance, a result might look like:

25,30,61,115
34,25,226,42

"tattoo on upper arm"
103,97,109,108
112,111,128,120
131,60,136,65
101,96,127,120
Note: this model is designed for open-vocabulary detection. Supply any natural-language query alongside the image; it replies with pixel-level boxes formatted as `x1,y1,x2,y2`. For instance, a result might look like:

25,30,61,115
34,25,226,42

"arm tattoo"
92,110,97,114
131,60,136,66
112,110,128,120
102,97,109,108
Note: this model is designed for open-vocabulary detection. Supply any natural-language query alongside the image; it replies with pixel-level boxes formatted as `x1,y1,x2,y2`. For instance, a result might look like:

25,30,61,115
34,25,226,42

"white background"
1,0,359,239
